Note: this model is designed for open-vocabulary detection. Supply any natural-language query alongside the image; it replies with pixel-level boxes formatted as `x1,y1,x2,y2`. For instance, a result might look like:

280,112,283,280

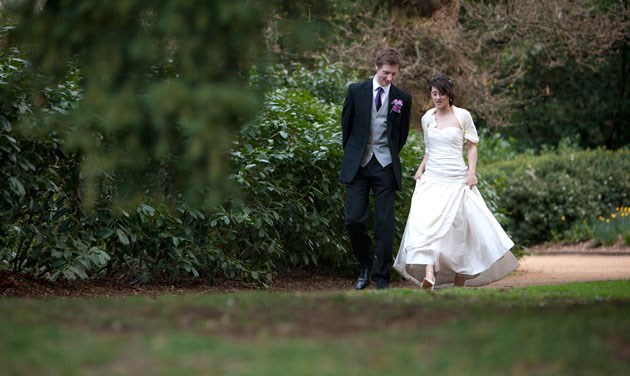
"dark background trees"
314,0,629,149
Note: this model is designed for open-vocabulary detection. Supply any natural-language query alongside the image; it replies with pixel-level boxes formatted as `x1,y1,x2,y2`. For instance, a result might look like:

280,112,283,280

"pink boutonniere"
391,99,403,113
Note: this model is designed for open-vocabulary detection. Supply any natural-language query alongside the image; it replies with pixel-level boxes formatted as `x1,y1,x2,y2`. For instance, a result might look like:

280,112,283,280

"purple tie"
375,87,383,111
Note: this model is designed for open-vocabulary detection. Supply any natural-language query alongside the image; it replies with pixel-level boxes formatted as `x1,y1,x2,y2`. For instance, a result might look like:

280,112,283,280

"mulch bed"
2,241,627,298
0,269,370,298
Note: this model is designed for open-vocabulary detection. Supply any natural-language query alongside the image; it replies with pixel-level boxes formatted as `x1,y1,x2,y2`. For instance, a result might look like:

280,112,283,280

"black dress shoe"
376,279,389,290
355,268,372,290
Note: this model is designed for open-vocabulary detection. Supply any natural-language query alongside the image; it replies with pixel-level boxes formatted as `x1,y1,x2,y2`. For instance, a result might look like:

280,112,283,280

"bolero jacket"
420,105,480,145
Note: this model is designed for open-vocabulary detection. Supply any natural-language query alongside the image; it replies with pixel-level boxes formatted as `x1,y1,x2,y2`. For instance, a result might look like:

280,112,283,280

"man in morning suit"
340,47,412,290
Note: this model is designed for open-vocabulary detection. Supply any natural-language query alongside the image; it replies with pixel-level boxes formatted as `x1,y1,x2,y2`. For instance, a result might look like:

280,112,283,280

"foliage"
1,48,365,282
0,20,108,281
266,59,359,105
266,0,379,59
3,34,508,282
285,0,629,150
9,0,269,207
6,0,579,285
591,207,630,246
504,48,630,150
210,61,360,274
484,148,630,245
224,87,348,270
1,2,281,283
476,128,532,166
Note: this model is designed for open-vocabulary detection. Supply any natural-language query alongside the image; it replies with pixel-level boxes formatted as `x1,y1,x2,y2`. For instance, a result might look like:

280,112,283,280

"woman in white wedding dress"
394,74,519,289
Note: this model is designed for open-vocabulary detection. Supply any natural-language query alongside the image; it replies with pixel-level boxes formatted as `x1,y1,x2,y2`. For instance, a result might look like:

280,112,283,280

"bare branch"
320,0,629,128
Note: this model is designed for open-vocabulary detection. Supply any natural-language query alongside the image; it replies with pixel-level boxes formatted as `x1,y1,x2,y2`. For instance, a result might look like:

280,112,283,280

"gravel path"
485,254,630,288
394,242,630,290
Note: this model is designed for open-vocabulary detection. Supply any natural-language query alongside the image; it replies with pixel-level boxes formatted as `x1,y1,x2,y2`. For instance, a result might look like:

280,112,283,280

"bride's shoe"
422,271,435,290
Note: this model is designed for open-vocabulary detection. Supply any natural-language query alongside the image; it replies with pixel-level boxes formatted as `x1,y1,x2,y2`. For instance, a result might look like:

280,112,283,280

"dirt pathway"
391,242,630,290
485,254,630,288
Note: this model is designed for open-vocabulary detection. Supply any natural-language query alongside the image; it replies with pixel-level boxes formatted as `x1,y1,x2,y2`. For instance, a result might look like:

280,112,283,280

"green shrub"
268,59,359,105
476,128,528,166
217,87,349,272
484,148,630,245
1,43,357,282
0,22,103,280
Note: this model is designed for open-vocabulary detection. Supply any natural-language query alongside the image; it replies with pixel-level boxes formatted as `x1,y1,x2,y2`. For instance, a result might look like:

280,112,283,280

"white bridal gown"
394,109,519,287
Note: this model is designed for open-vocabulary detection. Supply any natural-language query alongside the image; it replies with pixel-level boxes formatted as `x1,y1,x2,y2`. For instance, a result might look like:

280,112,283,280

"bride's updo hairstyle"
428,74,455,105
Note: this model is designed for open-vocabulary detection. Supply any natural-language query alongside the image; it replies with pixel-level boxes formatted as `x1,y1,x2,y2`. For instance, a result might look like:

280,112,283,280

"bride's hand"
466,173,477,189
414,169,423,181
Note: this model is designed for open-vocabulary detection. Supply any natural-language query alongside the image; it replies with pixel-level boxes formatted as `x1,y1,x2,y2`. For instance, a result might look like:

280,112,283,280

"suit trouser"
345,156,396,282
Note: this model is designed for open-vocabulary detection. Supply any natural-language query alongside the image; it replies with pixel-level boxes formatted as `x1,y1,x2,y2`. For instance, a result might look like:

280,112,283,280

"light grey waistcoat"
361,103,391,167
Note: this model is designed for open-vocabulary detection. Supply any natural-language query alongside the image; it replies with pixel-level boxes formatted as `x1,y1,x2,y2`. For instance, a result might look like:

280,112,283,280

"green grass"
2,281,629,375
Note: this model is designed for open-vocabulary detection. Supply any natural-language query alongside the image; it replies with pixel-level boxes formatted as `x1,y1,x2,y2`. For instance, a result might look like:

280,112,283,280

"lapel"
386,85,401,136
361,80,373,120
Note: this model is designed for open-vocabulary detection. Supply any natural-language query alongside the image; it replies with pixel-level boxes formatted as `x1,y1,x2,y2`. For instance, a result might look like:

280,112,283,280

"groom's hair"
374,47,401,68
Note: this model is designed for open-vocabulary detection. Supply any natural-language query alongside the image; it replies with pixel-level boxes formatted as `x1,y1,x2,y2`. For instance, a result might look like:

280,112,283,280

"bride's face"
431,86,449,109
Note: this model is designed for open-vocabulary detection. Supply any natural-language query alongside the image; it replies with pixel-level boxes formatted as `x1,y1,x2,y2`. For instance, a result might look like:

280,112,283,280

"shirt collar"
372,76,391,96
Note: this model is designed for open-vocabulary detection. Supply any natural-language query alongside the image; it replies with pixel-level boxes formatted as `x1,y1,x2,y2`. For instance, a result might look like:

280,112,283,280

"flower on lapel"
391,99,403,113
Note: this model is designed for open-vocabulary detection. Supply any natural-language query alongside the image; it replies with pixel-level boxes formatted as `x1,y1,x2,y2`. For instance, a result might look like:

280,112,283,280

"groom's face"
375,64,399,87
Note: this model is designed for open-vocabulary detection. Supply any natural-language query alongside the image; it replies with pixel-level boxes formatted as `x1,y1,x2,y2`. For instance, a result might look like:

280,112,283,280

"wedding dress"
394,109,519,287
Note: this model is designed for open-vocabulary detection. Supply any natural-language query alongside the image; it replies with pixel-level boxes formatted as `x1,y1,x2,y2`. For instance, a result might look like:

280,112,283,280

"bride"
394,74,519,289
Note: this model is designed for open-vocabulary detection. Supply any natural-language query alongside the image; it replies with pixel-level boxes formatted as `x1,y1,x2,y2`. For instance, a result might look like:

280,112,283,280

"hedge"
483,148,630,245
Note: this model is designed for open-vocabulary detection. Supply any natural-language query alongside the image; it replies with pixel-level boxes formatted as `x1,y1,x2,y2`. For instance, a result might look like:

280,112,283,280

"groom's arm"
398,93,412,152
341,84,356,149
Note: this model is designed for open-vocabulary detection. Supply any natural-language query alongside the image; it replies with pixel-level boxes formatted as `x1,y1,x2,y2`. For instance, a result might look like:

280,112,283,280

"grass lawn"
1,281,629,375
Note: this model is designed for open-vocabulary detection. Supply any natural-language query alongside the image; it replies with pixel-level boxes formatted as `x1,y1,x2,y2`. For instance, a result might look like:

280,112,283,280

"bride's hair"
428,74,455,105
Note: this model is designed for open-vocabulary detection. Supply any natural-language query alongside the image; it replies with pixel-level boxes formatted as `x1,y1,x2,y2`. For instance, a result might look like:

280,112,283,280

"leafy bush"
268,59,359,105
476,128,533,166
217,87,348,271
484,148,630,245
0,51,358,282
2,2,274,283
0,22,105,280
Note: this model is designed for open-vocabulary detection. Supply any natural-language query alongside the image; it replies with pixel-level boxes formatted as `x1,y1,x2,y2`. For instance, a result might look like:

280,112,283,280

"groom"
340,47,412,290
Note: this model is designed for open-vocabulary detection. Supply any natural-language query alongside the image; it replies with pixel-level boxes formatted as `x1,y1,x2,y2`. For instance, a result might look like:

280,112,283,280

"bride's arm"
414,153,430,181
466,141,478,189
